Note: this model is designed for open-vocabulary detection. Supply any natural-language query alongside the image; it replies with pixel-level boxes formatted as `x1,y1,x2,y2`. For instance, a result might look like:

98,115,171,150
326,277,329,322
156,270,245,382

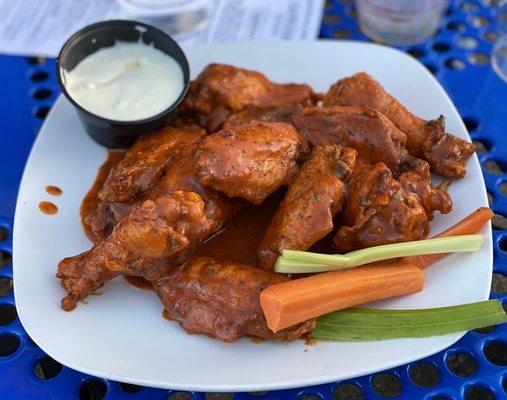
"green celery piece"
311,300,507,341
275,234,483,273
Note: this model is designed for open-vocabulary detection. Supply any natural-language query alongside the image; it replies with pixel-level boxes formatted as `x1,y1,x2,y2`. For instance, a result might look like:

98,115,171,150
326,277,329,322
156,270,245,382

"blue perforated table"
1,1,506,399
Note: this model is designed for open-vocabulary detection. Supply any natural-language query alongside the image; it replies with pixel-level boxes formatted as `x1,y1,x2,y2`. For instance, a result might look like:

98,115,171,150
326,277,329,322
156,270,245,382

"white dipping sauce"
62,41,184,121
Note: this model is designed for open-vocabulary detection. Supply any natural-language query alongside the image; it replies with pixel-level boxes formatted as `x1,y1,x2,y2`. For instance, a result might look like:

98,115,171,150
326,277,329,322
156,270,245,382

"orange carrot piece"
405,207,493,269
260,261,424,332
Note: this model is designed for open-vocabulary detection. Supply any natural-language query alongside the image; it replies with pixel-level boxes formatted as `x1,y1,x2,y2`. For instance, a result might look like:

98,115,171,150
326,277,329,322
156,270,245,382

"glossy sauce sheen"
45,185,62,196
195,192,284,266
39,201,58,215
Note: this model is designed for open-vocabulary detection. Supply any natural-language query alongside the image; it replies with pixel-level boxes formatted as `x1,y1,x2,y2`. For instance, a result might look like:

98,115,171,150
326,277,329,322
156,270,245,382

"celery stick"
275,235,483,273
311,300,507,341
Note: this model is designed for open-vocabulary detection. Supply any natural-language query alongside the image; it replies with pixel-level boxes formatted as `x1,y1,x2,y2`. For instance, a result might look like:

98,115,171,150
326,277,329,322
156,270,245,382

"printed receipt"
0,0,324,57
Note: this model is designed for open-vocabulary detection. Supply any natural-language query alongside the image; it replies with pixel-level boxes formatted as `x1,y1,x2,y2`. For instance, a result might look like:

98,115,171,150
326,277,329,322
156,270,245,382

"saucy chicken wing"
292,106,408,173
182,64,315,132
333,163,429,252
154,257,316,342
89,138,240,242
195,122,307,204
323,72,475,179
98,127,206,203
258,145,356,269
57,192,213,311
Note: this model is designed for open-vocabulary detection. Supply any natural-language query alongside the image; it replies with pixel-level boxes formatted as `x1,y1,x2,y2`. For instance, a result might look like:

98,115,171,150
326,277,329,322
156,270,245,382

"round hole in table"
0,334,20,357
79,380,108,400
447,21,466,32
333,383,364,400
433,42,451,52
0,251,12,268
409,363,441,387
445,58,466,71
370,373,402,398
464,385,495,400
0,277,13,297
167,392,195,400
483,340,507,366
491,211,507,230
445,350,477,377
0,304,16,326
469,52,490,65
34,355,62,380
491,272,507,293
32,88,52,100
457,35,478,49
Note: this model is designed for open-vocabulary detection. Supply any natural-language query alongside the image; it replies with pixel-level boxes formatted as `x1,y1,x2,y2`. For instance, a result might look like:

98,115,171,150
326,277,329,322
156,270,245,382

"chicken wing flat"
195,122,307,204
182,64,315,132
292,106,407,173
223,106,297,129
57,192,213,311
98,127,206,203
89,138,240,242
258,145,356,269
154,257,316,342
333,163,429,252
323,72,475,179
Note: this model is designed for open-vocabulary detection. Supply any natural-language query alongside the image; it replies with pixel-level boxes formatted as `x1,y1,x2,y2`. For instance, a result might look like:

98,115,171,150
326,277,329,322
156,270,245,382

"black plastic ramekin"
57,20,190,148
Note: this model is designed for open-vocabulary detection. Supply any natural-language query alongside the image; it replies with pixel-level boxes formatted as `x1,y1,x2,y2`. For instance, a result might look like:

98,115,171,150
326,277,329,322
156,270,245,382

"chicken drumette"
182,64,316,132
258,145,356,269
195,122,308,204
57,192,213,311
154,257,316,342
323,72,475,179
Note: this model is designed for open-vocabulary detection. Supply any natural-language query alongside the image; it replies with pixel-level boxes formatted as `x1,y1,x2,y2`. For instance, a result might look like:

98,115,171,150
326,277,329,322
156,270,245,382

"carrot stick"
405,207,493,269
260,261,424,332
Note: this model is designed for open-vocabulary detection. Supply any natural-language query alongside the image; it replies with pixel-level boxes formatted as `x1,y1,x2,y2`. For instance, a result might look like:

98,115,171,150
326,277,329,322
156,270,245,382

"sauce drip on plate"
45,185,62,196
39,201,58,215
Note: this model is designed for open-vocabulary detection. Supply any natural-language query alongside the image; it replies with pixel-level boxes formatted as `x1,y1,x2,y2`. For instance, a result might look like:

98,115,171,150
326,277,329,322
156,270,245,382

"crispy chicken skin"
88,139,240,243
182,64,315,132
258,145,357,269
292,106,408,173
323,72,475,179
98,127,206,203
399,172,452,216
57,192,213,311
154,257,316,342
333,163,429,252
195,122,308,204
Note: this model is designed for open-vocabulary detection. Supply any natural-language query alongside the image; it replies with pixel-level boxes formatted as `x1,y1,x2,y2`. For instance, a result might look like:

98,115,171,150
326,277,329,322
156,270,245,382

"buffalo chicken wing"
182,64,315,132
258,145,356,269
154,257,316,342
333,163,429,252
195,122,307,204
323,72,475,179
57,192,213,311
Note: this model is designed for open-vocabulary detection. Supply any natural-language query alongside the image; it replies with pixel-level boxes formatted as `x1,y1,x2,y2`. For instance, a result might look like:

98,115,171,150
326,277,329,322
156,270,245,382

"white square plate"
13,41,492,392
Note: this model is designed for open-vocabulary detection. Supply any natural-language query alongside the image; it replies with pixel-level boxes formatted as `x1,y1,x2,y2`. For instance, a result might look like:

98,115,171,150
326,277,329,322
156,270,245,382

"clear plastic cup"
356,0,450,46
119,0,211,41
